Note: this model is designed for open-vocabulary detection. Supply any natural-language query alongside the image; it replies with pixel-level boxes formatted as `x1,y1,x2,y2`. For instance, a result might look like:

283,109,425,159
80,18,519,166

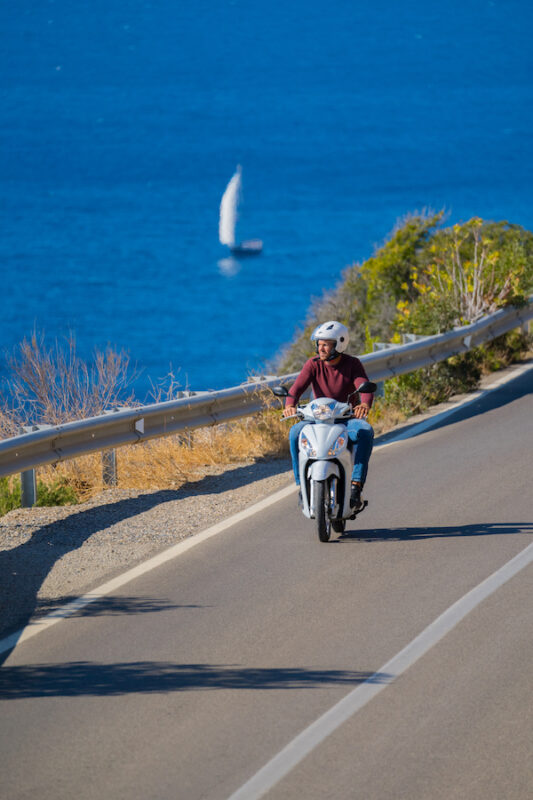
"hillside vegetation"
277,212,532,419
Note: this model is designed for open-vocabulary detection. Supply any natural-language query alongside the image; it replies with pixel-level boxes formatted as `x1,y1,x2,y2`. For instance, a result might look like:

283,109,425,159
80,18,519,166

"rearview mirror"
272,385,290,398
357,381,377,394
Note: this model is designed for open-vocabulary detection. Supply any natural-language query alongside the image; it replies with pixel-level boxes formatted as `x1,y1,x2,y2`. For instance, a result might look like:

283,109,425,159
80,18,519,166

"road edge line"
0,484,296,655
226,540,533,800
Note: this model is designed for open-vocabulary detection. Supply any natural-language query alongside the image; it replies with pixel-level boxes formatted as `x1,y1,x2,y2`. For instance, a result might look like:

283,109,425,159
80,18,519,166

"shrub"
35,477,79,508
278,214,532,371
2,331,137,429
0,476,21,516
0,474,79,516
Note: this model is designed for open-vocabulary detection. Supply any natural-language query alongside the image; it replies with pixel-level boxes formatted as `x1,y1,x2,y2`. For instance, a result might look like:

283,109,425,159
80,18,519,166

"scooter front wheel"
331,519,346,534
314,480,331,542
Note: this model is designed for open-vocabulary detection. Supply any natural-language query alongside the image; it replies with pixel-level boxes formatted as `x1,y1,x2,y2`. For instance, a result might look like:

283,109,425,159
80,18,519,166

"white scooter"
274,381,376,542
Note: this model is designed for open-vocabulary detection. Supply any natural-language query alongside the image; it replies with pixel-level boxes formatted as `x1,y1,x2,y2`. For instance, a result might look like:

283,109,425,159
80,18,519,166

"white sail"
219,166,242,247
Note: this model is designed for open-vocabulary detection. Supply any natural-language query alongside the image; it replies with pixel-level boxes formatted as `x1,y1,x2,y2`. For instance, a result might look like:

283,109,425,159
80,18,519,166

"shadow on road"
34,596,203,617
338,521,533,542
0,596,202,667
0,459,290,658
0,661,392,699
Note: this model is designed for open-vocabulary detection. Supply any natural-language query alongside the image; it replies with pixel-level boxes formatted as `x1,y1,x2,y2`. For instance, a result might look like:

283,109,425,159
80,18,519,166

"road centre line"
1,360,530,657
227,540,533,800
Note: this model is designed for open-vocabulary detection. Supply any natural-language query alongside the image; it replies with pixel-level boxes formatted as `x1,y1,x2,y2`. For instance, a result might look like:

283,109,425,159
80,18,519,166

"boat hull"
230,239,263,256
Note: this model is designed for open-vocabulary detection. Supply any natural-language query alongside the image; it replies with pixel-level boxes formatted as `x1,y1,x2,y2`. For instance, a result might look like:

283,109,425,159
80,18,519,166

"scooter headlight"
300,434,316,457
328,432,348,456
310,401,336,420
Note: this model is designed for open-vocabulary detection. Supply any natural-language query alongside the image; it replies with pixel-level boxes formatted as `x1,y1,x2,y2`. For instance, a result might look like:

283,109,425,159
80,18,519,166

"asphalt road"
1,368,532,800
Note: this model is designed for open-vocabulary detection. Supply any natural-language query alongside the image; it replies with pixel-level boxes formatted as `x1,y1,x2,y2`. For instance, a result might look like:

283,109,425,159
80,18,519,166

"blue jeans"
289,418,374,486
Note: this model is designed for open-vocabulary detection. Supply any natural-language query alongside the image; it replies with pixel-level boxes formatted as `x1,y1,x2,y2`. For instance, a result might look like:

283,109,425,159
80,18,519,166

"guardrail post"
102,450,117,487
21,469,37,507
372,344,393,398
176,391,196,446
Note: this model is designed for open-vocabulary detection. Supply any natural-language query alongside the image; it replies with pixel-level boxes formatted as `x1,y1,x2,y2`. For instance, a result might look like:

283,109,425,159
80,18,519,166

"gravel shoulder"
0,459,293,638
1,357,530,639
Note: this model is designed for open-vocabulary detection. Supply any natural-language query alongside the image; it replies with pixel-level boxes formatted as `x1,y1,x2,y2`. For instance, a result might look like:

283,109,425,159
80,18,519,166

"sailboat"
219,166,263,256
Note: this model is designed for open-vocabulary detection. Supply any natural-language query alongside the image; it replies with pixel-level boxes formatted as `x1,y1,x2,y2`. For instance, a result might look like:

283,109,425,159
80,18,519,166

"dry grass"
1,331,138,431
35,399,408,503
34,408,291,501
368,401,409,436
20,396,405,504
0,333,292,504
0,357,424,507
0,409,20,439
114,410,290,490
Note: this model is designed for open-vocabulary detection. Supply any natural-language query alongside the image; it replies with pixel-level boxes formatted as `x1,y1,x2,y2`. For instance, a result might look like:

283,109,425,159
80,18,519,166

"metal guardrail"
363,300,532,381
0,376,296,481
0,300,531,485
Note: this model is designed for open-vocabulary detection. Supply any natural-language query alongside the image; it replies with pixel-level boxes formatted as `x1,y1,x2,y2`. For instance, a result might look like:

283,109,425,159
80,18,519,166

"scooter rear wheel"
314,480,331,542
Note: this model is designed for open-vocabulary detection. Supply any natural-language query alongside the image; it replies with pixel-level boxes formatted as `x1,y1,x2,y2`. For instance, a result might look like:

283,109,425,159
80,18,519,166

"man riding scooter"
283,320,374,510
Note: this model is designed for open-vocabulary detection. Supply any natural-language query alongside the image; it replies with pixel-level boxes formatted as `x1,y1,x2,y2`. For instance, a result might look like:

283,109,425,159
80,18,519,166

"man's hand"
283,406,297,418
352,403,370,420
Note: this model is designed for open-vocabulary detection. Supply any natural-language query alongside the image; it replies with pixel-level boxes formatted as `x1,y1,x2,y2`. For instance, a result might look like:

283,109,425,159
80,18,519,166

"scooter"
274,381,376,542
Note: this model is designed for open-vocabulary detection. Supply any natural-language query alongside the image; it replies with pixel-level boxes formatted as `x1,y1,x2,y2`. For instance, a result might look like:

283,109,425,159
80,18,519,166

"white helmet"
311,320,350,356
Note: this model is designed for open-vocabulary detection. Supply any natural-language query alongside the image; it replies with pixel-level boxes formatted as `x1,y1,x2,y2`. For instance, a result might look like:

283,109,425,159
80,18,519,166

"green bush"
277,213,533,373
0,474,78,516
379,329,530,420
0,476,21,516
35,477,78,508
276,212,531,427
476,330,530,373
384,352,482,416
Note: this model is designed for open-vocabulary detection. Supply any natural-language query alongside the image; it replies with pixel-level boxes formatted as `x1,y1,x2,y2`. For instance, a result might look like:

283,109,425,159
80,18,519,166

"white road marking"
1,360,530,656
227,540,533,800
0,485,296,655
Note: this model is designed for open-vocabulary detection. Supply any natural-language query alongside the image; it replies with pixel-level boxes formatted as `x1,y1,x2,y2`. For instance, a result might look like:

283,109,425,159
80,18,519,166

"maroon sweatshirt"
286,354,373,409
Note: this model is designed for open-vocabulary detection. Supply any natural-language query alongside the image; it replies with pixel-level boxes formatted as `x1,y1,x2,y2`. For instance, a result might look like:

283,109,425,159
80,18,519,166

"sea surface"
1,0,532,397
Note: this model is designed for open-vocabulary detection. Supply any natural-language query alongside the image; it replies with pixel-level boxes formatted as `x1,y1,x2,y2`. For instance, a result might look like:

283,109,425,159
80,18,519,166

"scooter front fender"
308,460,340,482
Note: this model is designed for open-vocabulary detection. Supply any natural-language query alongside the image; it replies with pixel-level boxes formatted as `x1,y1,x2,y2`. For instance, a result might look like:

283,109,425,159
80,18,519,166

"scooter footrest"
350,499,368,519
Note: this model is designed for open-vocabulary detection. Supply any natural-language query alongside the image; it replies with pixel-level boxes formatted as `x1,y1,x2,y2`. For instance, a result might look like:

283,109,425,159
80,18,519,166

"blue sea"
1,0,532,396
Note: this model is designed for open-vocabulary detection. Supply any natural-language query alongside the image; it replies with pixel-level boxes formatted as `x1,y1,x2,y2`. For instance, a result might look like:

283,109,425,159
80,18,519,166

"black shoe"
350,482,362,509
